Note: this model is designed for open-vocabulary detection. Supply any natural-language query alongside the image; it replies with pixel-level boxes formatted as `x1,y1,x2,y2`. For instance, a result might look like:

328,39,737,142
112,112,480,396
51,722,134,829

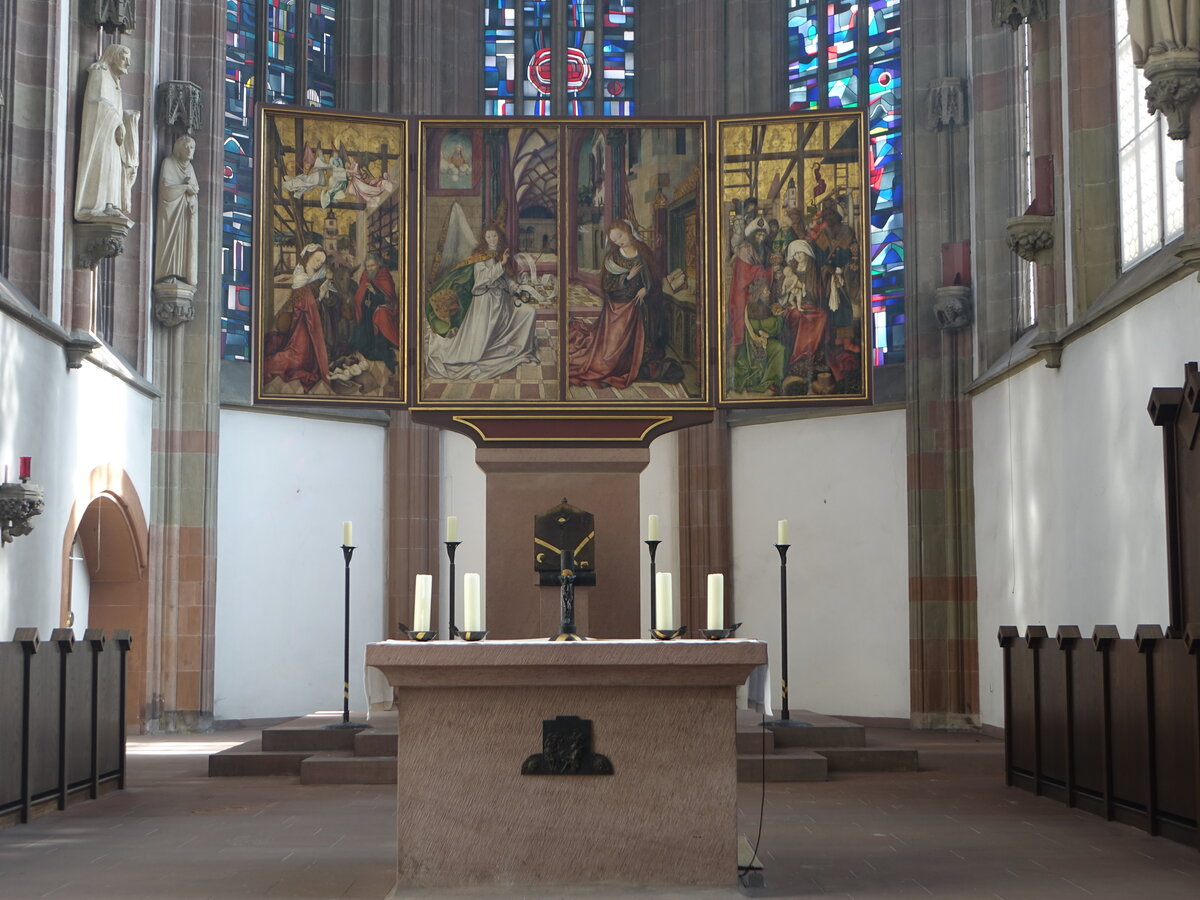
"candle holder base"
551,629,587,642
400,625,439,642
700,622,742,640
459,630,488,642
650,626,687,641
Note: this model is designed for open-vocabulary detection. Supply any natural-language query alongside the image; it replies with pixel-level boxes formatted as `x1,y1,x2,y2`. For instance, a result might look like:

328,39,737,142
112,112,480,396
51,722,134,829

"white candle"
777,519,789,545
706,573,724,630
647,514,660,541
446,515,458,542
463,572,482,631
342,520,353,546
413,574,432,632
655,572,673,630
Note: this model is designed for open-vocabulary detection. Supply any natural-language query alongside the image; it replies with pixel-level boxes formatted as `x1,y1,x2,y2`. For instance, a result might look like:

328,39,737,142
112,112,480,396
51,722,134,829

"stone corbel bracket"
73,219,131,269
0,481,45,545
992,0,1048,31
87,0,135,33
927,77,967,131
1030,331,1063,369
1175,232,1200,279
155,81,202,133
1142,48,1200,140
932,285,973,330
1006,214,1054,264
64,329,101,369
152,280,196,327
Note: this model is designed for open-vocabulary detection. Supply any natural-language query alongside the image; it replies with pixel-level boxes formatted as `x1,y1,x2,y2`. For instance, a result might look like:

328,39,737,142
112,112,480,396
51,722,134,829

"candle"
655,572,673,630
413,574,432,632
19,457,31,481
342,520,353,546
446,515,458,542
647,514,660,541
707,573,724,630
463,572,481,631
777,519,789,545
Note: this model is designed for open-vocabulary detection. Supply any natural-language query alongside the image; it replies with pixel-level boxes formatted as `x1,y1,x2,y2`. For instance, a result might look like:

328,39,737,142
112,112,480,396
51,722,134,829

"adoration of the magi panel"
256,109,407,404
717,112,869,405
417,121,707,406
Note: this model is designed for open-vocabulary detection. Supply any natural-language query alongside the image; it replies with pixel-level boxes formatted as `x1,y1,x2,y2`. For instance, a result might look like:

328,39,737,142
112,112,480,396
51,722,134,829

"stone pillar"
386,415,440,640
144,0,223,731
903,0,979,731
676,412,733,635
394,0,482,115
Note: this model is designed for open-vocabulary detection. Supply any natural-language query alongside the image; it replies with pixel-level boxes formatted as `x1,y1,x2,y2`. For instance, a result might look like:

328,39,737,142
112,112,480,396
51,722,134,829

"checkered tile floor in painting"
421,313,693,403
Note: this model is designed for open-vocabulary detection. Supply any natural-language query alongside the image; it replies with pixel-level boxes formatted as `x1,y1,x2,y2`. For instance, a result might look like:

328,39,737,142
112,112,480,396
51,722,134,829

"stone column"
903,0,980,731
144,0,223,731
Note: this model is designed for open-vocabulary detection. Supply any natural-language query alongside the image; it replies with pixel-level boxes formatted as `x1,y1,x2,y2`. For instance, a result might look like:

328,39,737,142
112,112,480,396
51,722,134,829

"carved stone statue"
155,134,199,287
75,43,140,223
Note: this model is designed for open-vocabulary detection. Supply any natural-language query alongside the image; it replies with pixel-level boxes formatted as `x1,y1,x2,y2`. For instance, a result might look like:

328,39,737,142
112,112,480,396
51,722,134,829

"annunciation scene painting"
417,121,707,406
717,112,869,405
256,109,406,404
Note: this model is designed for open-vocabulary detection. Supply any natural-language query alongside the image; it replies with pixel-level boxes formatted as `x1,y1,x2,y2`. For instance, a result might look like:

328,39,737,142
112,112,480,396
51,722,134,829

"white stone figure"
75,44,139,223
155,135,199,286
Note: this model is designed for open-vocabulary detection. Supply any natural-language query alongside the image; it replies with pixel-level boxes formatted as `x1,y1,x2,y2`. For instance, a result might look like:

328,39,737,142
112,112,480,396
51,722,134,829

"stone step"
207,740,309,777
354,730,398,757
737,748,827,783
299,751,397,785
816,746,919,772
769,711,866,749
735,725,775,755
260,714,373,752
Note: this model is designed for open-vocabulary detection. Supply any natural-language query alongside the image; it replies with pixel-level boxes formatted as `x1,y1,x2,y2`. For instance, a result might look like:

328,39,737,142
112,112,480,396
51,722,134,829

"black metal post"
342,545,354,724
645,540,661,631
446,541,462,638
776,543,791,721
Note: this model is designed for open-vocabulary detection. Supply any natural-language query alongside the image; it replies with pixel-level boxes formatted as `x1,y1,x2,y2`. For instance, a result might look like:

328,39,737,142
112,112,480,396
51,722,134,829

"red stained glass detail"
607,80,622,96
527,46,592,94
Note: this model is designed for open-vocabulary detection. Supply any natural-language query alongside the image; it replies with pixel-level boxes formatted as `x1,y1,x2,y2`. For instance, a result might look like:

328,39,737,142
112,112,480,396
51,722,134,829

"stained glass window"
788,0,903,367
222,0,338,362
485,0,635,117
1115,2,1183,269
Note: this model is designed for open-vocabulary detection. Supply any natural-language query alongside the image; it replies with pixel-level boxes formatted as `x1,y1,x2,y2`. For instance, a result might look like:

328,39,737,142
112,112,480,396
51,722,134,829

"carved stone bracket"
152,280,196,327
1030,332,1063,369
73,219,131,269
0,481,45,545
992,0,1048,31
932,285,973,331
155,81,202,133
1142,48,1200,140
1006,214,1054,264
87,0,135,33
64,329,101,369
927,77,967,130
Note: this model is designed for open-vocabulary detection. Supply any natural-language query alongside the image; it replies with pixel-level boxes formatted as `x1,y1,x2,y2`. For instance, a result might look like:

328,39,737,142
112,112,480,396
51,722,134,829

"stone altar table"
364,638,766,891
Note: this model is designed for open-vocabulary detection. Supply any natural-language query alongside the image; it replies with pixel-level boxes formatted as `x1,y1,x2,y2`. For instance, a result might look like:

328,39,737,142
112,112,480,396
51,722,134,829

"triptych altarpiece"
254,107,870,415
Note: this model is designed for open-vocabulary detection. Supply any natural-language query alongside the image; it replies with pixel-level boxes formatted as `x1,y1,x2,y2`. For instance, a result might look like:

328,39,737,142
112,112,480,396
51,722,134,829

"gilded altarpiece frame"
716,112,870,406
415,119,710,411
255,108,408,405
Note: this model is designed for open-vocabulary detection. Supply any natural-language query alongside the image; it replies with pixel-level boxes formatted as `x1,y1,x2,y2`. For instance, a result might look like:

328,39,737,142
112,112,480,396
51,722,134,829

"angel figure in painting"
425,210,538,380
263,244,333,389
75,43,140,223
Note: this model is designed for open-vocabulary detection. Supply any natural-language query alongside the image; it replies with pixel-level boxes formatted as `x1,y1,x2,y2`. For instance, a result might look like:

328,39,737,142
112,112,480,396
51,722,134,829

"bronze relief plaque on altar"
522,716,613,776
716,111,870,406
254,107,408,405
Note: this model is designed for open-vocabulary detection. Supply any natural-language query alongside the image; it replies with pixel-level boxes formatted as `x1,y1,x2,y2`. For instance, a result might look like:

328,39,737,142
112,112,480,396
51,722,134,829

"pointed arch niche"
59,465,149,730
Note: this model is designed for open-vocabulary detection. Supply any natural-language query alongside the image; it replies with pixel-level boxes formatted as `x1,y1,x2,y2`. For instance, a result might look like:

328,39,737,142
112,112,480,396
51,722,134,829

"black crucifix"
535,499,595,641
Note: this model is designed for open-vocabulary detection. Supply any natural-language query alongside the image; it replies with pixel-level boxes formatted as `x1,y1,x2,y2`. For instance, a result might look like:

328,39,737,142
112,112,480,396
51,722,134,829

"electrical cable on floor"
737,710,768,885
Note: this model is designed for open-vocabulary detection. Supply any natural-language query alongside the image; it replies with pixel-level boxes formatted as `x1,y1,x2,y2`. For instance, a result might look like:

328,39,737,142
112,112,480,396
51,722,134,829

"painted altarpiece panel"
255,108,407,405
415,120,708,409
716,112,870,405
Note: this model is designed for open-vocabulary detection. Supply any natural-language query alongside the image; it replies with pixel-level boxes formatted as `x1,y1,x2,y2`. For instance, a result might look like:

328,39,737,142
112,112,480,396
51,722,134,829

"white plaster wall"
974,275,1200,728
0,315,153,640
731,409,910,719
214,409,388,720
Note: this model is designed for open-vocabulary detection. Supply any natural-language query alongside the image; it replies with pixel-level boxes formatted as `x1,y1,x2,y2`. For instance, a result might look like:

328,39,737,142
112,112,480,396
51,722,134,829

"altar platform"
365,638,766,890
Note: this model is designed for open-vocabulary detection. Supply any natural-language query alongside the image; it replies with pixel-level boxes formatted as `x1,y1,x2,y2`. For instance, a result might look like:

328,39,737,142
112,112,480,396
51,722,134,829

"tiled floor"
1,727,1197,898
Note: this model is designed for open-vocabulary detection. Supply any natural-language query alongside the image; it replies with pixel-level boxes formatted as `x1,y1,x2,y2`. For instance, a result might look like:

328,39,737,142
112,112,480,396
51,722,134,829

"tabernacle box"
365,638,766,890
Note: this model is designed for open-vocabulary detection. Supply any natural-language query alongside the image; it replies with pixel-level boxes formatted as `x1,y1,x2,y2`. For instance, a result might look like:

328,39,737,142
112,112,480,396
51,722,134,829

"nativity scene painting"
717,112,869,405
416,121,708,407
255,109,406,404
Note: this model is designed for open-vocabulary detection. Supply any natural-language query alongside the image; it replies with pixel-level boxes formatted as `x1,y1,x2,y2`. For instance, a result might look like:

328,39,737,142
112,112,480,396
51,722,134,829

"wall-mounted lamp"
1,457,45,545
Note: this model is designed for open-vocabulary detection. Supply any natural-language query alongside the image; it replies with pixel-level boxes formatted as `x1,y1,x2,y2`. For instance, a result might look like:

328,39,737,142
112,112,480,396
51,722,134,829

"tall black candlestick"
645,540,661,631
327,545,368,730
776,543,791,720
445,541,461,639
